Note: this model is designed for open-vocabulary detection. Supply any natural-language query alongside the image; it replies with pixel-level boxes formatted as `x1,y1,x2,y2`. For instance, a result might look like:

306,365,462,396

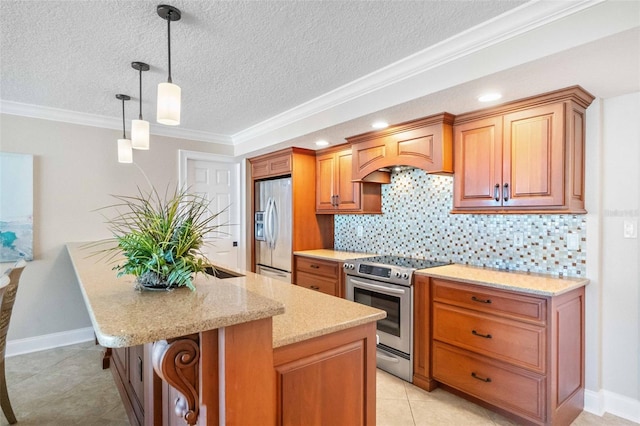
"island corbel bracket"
152,335,200,425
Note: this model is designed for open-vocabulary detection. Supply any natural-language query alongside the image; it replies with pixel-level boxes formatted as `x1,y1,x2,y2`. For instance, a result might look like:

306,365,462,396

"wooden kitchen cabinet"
413,274,435,390
249,148,335,273
452,86,594,214
315,144,382,214
426,278,585,425
111,345,151,426
250,150,293,179
348,112,454,182
273,322,377,426
294,255,344,297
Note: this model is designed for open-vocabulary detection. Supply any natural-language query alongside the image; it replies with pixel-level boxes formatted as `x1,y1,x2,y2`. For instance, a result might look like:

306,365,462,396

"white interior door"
186,158,241,269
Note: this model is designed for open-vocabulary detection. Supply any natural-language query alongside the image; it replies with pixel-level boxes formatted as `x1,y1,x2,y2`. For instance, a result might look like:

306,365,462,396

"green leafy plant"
99,187,225,291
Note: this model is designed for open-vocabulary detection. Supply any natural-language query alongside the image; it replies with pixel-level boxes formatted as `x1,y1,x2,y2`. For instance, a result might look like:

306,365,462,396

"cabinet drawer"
433,303,545,372
296,271,338,296
433,342,545,423
432,279,546,324
295,257,340,278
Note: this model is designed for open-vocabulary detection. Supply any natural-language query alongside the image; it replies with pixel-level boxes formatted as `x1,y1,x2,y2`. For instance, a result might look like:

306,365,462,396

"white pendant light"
116,94,133,164
131,62,150,150
156,5,181,126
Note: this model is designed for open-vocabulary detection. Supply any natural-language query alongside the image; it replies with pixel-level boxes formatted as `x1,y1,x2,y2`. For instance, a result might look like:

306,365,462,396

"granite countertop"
67,243,384,349
293,249,376,261
416,264,589,296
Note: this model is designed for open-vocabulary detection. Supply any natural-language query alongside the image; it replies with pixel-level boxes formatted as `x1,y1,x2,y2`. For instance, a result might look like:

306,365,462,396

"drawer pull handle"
471,296,491,304
471,372,492,383
310,285,320,290
471,330,492,339
310,264,320,269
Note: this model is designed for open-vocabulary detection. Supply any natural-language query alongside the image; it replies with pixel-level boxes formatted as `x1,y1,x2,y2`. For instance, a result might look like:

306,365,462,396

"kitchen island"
66,242,385,426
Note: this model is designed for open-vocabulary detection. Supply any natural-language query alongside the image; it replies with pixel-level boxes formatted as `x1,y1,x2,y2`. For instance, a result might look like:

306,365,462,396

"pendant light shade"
131,62,150,149
116,94,133,164
157,81,181,125
118,138,133,163
157,5,181,126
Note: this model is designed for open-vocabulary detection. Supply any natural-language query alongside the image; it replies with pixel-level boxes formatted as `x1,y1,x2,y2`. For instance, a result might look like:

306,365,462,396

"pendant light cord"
121,98,126,139
138,68,143,120
166,14,172,83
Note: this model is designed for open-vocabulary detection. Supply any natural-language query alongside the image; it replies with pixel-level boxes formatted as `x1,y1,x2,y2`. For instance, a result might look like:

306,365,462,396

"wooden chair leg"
0,360,16,424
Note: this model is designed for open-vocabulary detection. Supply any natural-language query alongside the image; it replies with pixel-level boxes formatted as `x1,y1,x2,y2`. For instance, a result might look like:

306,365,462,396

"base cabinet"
111,345,151,426
109,323,376,425
293,255,344,297
414,276,585,425
274,323,377,426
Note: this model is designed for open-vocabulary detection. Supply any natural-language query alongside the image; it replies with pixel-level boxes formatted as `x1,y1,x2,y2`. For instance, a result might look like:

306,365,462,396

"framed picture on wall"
0,152,33,261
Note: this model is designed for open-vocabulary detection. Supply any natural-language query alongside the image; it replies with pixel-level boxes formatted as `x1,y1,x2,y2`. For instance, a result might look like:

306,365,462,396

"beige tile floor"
0,341,636,425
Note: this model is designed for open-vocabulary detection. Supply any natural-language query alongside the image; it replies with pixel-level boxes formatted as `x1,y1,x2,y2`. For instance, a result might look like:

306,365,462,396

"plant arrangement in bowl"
99,187,224,291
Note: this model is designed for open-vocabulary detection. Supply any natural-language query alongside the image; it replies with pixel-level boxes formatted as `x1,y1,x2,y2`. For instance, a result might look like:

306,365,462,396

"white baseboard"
5,327,95,357
584,388,640,424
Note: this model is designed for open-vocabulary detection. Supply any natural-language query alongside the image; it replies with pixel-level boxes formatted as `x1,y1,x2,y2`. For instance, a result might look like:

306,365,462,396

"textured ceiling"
0,0,526,136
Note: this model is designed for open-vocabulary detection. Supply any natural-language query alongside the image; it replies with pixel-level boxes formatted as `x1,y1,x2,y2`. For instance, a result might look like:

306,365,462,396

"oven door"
346,275,412,356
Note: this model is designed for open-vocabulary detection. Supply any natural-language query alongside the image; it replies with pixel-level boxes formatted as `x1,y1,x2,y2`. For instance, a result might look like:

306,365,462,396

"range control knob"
401,273,410,280
395,272,402,278
343,263,349,269
349,264,355,270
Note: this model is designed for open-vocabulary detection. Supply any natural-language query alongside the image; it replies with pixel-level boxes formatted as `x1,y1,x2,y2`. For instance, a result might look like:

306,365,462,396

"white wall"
585,92,640,421
0,114,233,346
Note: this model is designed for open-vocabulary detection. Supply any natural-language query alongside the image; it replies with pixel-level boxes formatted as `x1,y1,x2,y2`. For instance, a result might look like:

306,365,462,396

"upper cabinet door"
453,116,503,209
335,149,360,210
316,152,336,212
503,103,565,208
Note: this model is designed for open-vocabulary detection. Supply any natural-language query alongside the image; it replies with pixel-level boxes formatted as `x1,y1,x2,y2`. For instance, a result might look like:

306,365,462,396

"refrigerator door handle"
271,200,279,249
263,197,271,249
266,197,275,249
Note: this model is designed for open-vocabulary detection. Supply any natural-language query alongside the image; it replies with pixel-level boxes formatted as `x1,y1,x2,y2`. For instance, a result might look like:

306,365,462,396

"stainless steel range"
344,255,448,382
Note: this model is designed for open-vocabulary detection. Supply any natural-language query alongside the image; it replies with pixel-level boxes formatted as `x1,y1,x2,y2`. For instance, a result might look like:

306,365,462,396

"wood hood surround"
347,112,455,183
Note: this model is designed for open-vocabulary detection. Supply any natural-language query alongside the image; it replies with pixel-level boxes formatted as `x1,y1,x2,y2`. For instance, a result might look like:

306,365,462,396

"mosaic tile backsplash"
334,168,586,277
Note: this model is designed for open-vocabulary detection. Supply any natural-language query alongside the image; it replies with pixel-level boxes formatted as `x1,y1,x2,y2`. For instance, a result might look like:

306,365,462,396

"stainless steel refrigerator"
254,177,292,282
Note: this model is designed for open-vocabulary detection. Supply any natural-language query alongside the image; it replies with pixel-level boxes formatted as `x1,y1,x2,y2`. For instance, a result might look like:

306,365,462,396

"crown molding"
231,0,603,145
0,100,234,145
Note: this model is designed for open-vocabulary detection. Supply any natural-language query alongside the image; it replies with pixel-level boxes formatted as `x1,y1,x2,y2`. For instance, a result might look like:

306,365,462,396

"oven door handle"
376,351,400,363
349,278,407,295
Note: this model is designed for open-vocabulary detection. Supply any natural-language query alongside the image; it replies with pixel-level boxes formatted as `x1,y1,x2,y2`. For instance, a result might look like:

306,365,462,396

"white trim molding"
0,100,233,145
584,389,640,424
5,326,95,358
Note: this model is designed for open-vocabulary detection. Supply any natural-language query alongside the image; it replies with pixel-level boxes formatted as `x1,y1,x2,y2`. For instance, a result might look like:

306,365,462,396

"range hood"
347,112,454,183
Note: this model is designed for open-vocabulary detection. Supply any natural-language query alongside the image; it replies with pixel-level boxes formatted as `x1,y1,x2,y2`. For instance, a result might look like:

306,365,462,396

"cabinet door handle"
494,184,500,202
472,330,492,339
310,285,320,291
471,372,492,383
310,264,320,269
471,296,492,304
503,183,509,202
335,194,340,206
137,356,143,383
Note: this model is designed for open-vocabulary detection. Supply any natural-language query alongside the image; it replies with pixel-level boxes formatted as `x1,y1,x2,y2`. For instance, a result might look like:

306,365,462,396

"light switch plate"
356,225,364,238
567,233,580,250
624,220,638,239
513,232,524,247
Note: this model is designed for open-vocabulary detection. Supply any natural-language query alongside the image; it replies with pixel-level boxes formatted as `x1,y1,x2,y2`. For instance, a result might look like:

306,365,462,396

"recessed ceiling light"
478,93,502,102
315,140,329,147
371,121,389,129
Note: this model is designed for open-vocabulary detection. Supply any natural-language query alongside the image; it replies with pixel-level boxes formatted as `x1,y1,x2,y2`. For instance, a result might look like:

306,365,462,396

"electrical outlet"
624,220,638,239
567,233,580,251
356,225,364,238
513,232,524,247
